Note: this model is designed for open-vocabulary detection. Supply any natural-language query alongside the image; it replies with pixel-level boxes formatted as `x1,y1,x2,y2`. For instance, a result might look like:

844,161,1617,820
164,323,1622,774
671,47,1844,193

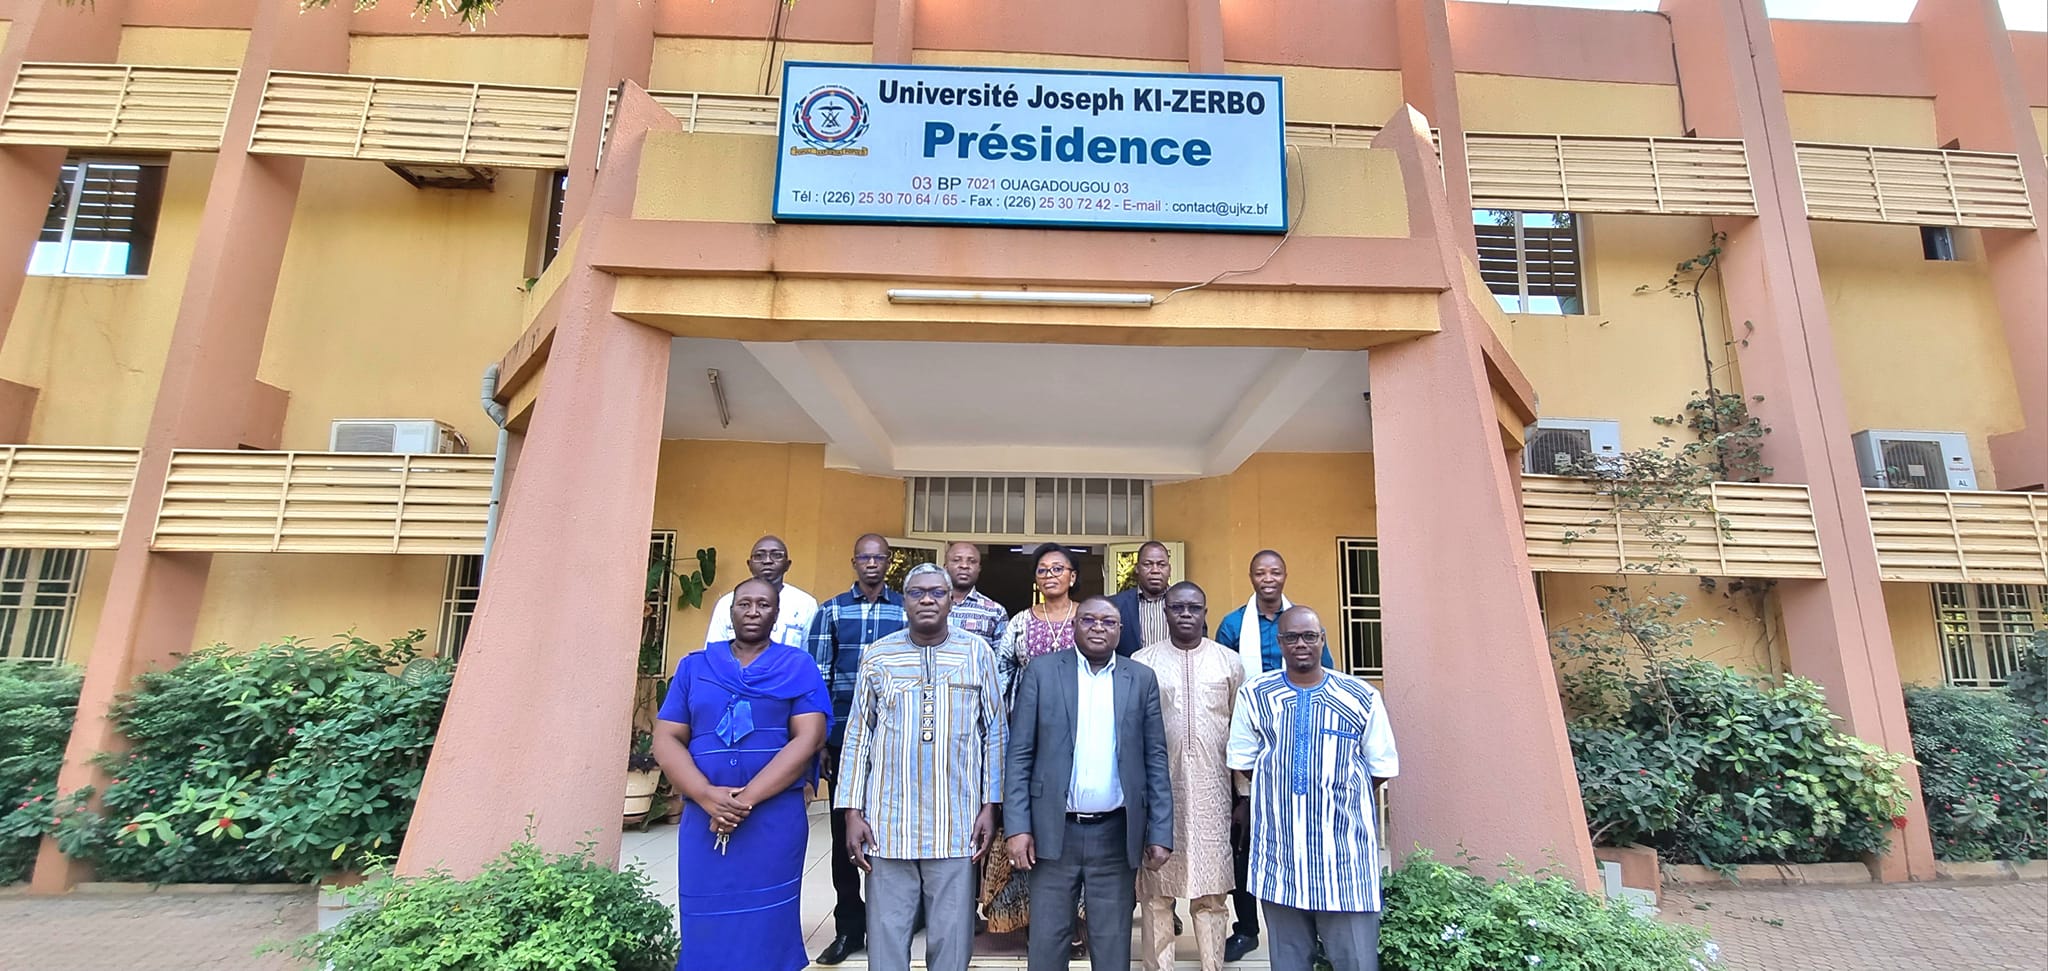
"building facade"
4,0,2043,891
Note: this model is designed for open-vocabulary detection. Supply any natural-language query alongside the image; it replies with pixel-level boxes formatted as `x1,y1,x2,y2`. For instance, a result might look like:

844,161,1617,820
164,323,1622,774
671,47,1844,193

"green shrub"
1904,685,2048,862
1379,853,1719,971
56,632,451,883
1567,658,1911,868
2002,629,2048,720
285,839,679,971
0,665,82,884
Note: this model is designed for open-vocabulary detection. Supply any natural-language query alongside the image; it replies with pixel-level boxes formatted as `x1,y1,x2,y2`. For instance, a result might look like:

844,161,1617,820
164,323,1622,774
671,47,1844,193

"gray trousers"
867,857,976,971
1261,901,1380,971
1026,817,1137,971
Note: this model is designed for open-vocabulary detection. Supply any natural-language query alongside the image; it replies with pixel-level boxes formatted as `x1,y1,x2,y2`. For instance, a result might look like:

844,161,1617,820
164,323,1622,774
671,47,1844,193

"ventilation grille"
332,422,397,453
1526,427,1593,476
907,476,1148,539
1879,438,1949,490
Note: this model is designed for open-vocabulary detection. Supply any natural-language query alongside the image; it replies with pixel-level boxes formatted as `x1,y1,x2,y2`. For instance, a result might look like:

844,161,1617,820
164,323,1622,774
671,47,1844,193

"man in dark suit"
1004,595,1174,971
1108,540,1175,656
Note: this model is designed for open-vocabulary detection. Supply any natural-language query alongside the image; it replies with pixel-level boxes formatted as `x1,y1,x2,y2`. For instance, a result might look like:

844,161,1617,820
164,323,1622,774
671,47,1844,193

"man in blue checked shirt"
808,533,908,966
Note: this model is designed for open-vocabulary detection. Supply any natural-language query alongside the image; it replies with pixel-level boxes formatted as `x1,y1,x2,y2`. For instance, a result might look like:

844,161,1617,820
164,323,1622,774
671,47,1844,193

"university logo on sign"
772,62,1288,233
790,85,871,156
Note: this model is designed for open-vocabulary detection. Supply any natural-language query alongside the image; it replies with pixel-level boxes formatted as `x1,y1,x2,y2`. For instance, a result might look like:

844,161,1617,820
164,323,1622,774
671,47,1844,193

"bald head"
1277,604,1327,679
1073,595,1123,666
747,534,792,584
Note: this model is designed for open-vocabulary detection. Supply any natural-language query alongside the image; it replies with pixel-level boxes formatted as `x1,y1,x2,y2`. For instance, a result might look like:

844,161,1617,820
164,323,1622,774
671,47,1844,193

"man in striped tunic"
1225,605,1399,971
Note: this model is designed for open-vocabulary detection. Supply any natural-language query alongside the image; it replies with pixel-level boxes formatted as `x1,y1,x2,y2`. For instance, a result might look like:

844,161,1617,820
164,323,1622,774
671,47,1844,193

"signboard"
772,62,1287,233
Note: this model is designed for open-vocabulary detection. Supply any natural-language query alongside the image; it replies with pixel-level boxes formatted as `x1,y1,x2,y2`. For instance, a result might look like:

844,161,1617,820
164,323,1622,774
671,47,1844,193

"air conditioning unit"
1523,418,1622,476
1852,430,1976,490
329,419,470,455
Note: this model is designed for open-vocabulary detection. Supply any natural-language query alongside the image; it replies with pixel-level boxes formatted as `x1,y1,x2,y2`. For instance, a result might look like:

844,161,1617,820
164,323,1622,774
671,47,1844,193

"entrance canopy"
660,337,1372,478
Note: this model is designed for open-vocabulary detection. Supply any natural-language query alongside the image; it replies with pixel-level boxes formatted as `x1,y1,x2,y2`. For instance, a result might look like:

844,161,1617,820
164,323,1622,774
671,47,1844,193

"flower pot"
624,768,661,818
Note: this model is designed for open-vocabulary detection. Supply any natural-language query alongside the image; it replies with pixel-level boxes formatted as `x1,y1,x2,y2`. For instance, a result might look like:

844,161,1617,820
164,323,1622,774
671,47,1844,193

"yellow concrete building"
2,0,2043,892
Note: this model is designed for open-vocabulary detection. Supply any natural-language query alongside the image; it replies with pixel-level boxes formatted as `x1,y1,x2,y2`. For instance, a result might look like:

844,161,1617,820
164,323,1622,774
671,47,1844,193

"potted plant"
625,730,662,826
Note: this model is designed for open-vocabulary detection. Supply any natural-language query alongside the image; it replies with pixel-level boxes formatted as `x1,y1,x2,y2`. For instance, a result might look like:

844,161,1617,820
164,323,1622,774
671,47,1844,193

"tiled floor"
621,805,1275,969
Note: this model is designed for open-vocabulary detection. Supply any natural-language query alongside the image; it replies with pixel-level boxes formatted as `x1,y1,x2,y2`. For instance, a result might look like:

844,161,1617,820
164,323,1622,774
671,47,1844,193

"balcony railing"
1520,475,1825,578
152,450,493,555
0,63,239,151
1865,489,2048,585
248,72,579,169
0,446,139,549
1466,132,1758,217
1796,142,2034,229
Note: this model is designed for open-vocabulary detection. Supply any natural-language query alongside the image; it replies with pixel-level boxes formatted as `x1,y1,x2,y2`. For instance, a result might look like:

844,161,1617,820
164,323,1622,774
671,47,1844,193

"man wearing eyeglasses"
1226,606,1398,971
705,535,818,651
808,533,909,965
1004,596,1174,971
1131,582,1243,971
838,563,1005,971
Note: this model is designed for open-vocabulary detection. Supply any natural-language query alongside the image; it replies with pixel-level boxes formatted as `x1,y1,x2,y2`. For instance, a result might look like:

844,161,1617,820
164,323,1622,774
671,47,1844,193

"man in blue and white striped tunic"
1225,604,1398,971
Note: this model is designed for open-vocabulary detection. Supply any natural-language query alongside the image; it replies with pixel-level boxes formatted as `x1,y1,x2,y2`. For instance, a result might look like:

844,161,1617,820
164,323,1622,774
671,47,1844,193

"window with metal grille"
0,549,86,664
1338,537,1382,678
1933,582,2040,689
541,169,568,269
32,158,168,277
907,476,1149,539
1475,209,1584,315
438,531,675,661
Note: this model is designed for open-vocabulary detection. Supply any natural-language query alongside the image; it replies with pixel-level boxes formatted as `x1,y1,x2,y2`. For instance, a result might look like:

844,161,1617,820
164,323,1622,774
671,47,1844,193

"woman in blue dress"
652,577,831,971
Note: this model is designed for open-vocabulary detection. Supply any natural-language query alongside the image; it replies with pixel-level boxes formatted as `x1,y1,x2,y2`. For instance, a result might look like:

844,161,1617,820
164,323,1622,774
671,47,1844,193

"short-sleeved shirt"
1226,669,1398,912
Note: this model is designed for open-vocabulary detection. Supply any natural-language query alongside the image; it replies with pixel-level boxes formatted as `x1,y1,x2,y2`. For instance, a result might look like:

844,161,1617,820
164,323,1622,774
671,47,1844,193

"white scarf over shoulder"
1237,594,1291,678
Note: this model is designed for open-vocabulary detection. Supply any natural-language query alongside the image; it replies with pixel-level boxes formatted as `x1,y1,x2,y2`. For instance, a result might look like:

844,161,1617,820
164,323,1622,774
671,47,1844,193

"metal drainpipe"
479,364,511,579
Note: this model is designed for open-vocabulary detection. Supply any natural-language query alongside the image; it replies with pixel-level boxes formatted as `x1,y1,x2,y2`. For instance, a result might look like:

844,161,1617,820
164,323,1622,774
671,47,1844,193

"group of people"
648,533,1399,971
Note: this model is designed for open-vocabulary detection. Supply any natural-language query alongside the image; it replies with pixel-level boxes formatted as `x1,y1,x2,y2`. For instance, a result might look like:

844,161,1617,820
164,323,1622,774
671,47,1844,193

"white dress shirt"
1068,653,1125,813
704,582,818,651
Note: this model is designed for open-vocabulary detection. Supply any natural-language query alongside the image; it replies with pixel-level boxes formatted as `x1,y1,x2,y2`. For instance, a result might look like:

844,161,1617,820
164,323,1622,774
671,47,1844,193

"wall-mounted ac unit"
329,419,469,455
1852,430,1976,490
1523,418,1621,476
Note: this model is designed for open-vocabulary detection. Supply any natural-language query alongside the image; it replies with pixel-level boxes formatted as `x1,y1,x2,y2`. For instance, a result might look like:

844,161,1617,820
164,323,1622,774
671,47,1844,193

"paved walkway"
1662,880,2048,971
0,889,313,970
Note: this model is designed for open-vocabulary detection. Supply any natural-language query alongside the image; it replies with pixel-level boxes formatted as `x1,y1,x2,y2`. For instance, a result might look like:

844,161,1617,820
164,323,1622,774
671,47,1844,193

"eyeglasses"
1277,631,1325,647
904,587,948,603
1077,616,1120,630
1034,566,1071,578
1165,603,1206,615
853,553,888,564
749,550,789,563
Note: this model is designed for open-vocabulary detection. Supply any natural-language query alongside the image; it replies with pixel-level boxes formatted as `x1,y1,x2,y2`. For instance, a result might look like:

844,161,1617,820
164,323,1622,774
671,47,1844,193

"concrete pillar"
1913,0,2048,491
872,0,919,65
396,88,680,878
1663,0,1937,881
0,0,132,434
30,0,351,892
1186,0,1225,74
1370,108,1599,889
559,0,655,236
1395,0,1475,254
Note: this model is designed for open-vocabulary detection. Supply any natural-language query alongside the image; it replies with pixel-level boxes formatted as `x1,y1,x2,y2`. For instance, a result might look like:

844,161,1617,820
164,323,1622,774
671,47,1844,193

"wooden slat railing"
1796,142,2035,229
1521,475,1824,578
0,446,139,549
249,72,578,168
0,63,239,151
1467,132,1757,216
1865,489,2048,585
152,451,493,555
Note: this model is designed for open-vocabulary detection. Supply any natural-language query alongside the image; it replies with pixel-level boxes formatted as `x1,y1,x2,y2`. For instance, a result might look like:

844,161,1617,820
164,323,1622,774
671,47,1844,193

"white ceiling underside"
662,338,1372,479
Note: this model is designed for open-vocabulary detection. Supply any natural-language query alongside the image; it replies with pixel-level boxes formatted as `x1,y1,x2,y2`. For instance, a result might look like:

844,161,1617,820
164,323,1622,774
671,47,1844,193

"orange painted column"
1186,0,1224,74
873,0,918,65
0,0,132,433
1369,110,1599,889
1395,0,1475,254
30,0,351,892
559,0,654,236
397,89,680,878
1663,0,1936,881
1914,0,2048,491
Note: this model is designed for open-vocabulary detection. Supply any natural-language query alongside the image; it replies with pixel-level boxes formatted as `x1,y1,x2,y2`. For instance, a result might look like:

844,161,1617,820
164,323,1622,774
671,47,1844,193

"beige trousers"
1139,892,1231,971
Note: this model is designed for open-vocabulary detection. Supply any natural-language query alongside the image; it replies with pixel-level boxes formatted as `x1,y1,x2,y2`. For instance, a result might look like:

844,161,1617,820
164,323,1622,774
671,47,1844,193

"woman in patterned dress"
980,541,1081,936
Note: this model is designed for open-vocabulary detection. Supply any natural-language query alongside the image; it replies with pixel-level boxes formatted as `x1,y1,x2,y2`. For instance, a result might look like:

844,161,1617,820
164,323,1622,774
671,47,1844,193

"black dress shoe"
815,934,864,965
1223,932,1259,962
